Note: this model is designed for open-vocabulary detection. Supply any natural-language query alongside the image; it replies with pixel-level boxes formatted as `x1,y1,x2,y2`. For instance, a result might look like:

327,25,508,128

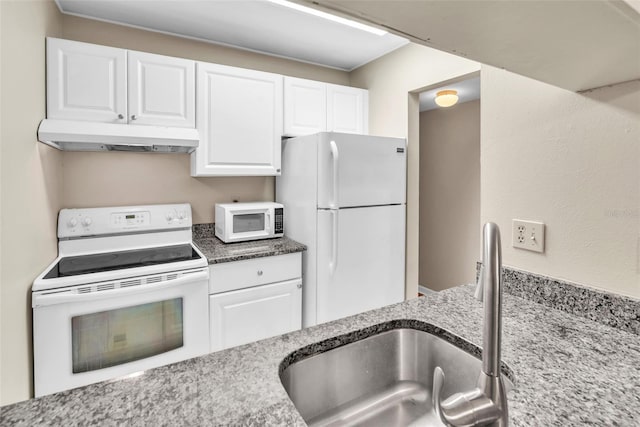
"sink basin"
280,322,514,427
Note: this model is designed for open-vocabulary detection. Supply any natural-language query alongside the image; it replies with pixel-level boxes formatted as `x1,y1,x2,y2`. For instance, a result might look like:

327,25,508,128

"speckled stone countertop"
192,223,306,264
3,283,639,426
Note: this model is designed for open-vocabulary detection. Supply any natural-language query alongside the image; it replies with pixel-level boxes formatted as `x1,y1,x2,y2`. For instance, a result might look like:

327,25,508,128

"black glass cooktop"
43,244,200,279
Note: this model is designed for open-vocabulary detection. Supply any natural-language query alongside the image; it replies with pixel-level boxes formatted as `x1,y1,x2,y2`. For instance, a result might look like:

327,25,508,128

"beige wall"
419,100,480,291
60,13,349,223
0,0,63,405
350,44,481,298
481,65,640,298
0,3,351,405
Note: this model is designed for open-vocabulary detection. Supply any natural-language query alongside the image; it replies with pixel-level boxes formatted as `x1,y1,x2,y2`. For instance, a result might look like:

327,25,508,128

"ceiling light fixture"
435,90,459,108
266,0,388,36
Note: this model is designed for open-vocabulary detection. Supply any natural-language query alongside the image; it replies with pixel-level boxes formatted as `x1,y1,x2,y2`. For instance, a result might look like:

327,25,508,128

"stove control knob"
67,218,78,228
82,217,92,227
178,211,186,220
166,213,174,222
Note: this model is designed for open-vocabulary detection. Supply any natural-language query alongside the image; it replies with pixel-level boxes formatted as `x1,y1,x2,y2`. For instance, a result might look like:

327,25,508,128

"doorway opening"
417,73,481,293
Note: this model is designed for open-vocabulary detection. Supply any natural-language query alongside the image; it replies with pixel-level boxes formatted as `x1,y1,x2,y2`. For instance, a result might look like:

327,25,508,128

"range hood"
37,119,200,153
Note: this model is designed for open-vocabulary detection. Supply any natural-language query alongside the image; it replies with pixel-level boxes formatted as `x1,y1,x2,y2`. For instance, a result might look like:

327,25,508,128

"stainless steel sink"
280,326,514,427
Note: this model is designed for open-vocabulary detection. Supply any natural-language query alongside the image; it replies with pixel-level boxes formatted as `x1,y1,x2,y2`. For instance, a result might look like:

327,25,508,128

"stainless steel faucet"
432,222,509,426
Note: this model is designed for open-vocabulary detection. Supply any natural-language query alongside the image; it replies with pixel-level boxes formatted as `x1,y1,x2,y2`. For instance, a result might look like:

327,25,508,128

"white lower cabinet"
209,253,302,352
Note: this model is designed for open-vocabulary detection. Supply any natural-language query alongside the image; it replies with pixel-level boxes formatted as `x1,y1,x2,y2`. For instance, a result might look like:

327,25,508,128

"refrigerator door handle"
329,140,339,209
329,209,339,275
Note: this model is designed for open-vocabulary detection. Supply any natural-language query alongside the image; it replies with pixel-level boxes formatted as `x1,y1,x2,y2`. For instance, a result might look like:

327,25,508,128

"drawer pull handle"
257,270,263,276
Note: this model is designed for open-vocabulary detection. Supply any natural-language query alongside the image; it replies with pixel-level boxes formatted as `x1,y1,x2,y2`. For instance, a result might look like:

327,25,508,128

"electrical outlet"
512,219,545,253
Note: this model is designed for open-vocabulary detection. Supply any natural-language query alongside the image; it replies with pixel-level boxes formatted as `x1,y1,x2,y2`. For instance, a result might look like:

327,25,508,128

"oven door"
32,268,209,397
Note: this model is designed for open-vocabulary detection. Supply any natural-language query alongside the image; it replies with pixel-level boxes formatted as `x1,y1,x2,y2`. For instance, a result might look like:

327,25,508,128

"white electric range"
32,203,209,397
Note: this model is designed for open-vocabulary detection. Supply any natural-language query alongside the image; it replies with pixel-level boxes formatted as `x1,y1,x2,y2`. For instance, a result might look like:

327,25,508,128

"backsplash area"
192,223,216,240
478,263,640,335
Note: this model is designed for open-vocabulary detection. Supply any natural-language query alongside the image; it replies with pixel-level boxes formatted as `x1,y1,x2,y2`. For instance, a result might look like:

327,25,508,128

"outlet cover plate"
512,219,545,253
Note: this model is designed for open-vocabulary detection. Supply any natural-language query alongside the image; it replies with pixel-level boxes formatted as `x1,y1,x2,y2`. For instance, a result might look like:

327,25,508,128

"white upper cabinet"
327,84,368,135
127,51,195,128
192,62,283,176
46,38,195,128
284,77,369,137
283,77,327,137
47,38,127,123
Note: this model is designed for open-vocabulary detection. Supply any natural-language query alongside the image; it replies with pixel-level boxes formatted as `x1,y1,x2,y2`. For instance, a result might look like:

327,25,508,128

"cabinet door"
327,84,368,135
192,62,283,176
46,38,127,123
283,77,327,137
209,279,302,352
127,51,195,128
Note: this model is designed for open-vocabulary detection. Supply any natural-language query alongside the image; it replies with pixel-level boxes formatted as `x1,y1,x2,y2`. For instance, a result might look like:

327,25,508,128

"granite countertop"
192,223,306,264
3,281,639,426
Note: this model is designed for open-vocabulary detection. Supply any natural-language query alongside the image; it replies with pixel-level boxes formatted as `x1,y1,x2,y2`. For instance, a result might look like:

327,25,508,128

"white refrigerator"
276,132,406,327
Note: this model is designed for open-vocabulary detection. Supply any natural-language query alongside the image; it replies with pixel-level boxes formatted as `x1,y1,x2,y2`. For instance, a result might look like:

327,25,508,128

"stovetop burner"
43,244,200,279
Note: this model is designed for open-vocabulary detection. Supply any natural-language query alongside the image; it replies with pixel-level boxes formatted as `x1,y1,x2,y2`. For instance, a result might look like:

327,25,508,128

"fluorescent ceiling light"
266,0,388,36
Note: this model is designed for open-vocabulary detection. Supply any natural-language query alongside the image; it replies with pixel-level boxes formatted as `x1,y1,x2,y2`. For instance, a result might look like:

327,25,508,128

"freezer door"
318,133,406,209
316,205,405,324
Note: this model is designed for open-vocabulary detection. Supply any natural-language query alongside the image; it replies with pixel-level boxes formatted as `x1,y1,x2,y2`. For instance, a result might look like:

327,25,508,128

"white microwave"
215,202,284,243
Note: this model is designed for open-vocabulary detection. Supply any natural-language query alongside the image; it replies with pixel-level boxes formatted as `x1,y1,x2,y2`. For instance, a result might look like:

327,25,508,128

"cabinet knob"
117,114,124,119
297,284,302,289
257,270,263,276
131,115,137,120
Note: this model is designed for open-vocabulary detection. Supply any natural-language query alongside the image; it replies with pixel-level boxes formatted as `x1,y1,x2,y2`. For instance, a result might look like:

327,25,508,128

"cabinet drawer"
209,252,301,294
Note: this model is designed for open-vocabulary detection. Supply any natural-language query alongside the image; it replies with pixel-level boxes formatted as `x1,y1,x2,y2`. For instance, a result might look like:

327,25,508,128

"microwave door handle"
266,212,271,232
329,140,339,209
32,270,208,307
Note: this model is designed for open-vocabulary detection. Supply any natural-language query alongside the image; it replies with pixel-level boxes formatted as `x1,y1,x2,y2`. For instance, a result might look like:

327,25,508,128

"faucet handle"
474,265,484,301
432,367,453,427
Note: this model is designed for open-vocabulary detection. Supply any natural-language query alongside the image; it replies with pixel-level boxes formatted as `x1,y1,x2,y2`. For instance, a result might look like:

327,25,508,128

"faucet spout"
480,222,503,377
432,222,509,427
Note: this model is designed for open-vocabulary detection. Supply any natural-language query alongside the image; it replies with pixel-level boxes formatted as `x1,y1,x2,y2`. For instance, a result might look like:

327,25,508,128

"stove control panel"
58,203,193,238
111,211,150,227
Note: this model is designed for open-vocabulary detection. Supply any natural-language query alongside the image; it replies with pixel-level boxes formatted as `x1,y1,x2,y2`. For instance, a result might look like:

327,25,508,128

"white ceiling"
55,0,409,71
419,77,480,112
302,0,640,92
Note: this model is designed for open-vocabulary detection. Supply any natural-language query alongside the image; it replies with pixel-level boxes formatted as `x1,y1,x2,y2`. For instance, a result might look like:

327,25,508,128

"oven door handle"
32,269,209,307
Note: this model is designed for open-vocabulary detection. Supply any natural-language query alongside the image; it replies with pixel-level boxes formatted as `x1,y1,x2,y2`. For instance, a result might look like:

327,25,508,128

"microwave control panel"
274,208,284,234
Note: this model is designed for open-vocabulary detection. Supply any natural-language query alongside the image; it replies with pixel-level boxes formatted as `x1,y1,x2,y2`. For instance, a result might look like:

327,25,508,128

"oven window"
233,213,265,233
71,299,183,374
